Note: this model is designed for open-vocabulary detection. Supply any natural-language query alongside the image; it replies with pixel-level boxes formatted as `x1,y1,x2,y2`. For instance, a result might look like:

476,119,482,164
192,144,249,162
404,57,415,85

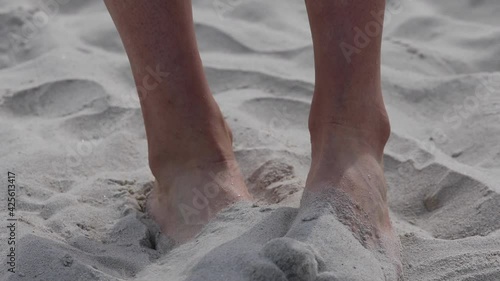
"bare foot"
306,153,403,280
250,96,402,279
294,122,403,279
146,123,251,243
256,130,403,280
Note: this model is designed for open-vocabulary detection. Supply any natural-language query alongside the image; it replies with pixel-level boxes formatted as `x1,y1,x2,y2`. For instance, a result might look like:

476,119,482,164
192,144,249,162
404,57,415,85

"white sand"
1,0,500,280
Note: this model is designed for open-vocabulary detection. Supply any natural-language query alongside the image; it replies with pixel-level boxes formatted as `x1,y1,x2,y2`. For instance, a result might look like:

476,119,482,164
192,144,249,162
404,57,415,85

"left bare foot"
257,119,403,280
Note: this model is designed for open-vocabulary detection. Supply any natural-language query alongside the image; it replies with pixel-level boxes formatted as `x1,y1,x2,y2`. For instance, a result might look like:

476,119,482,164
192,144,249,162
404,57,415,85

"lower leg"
305,0,391,227
304,0,402,276
105,0,250,242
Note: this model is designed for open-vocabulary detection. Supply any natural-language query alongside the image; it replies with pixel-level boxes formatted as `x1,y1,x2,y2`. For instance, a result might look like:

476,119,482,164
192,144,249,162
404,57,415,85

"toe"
260,237,324,281
247,259,288,281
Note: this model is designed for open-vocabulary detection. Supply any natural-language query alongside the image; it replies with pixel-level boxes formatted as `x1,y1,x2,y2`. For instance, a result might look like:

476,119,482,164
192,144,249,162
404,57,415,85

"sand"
1,0,500,280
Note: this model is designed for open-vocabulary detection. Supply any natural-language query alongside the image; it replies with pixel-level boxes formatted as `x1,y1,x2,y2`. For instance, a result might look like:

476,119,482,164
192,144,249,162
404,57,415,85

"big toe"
259,237,325,281
247,259,288,281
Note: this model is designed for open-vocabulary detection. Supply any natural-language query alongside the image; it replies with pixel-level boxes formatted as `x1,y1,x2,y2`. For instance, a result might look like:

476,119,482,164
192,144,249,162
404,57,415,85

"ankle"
147,106,236,178
149,149,237,183
308,98,391,161
148,136,237,185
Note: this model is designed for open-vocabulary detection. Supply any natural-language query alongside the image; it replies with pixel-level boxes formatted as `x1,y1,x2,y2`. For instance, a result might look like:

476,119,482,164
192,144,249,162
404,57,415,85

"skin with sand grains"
2,0,500,281
103,0,403,279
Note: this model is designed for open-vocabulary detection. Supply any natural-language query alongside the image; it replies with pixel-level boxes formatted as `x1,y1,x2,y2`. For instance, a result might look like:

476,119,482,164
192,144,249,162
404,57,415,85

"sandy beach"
1,0,499,280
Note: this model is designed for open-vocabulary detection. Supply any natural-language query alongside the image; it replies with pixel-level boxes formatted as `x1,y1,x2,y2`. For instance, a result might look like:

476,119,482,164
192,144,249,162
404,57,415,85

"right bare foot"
145,115,251,242
147,158,251,243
